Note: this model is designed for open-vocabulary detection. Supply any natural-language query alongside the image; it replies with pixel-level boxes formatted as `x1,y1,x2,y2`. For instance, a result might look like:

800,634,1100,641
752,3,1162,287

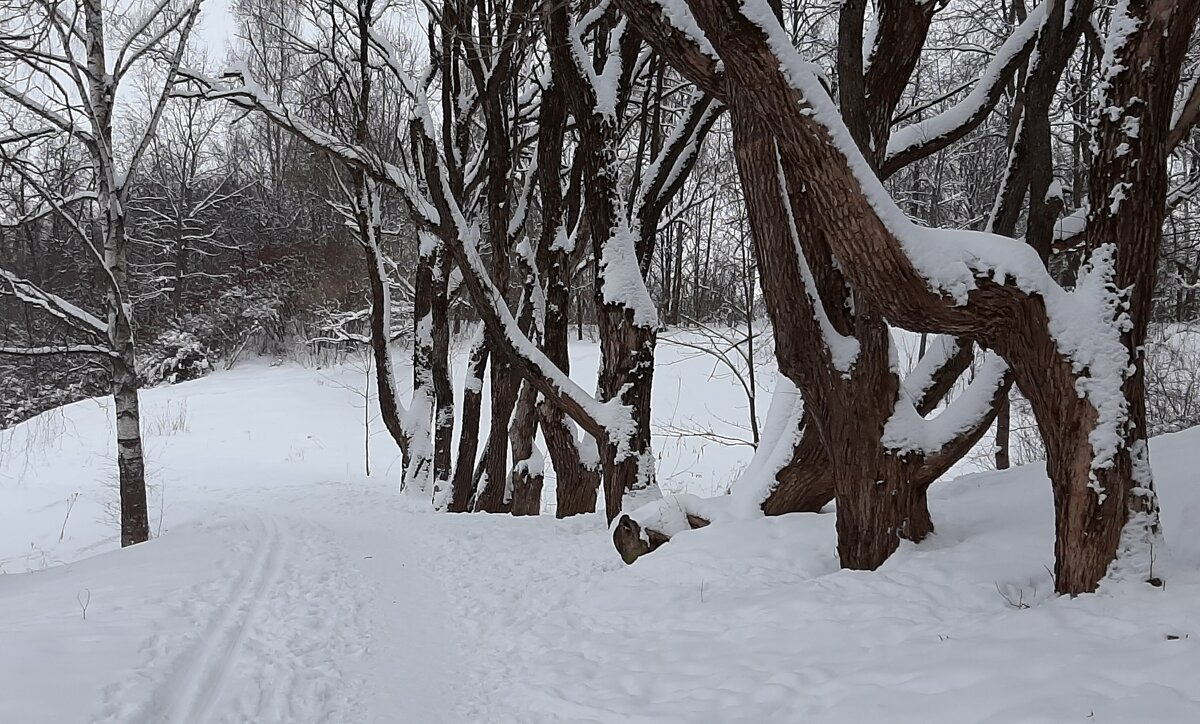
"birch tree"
0,0,202,546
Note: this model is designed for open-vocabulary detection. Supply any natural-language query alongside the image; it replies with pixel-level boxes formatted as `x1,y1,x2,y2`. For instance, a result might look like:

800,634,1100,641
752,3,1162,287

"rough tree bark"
449,338,488,512
466,0,537,515
645,0,1198,593
535,76,602,517
612,0,1007,569
548,4,661,523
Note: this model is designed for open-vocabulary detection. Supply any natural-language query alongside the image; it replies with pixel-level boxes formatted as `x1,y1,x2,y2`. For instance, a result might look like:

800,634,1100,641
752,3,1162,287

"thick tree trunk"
731,104,935,569
402,234,440,496
596,304,658,523
646,0,1196,592
541,403,601,516
761,418,833,515
473,349,520,513
530,74,600,517
547,4,660,524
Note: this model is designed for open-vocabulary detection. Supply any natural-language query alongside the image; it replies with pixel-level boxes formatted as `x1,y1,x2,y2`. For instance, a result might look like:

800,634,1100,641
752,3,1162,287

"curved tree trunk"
633,0,1197,593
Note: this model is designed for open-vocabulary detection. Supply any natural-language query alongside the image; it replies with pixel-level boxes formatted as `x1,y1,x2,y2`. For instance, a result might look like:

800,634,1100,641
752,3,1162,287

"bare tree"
0,0,202,546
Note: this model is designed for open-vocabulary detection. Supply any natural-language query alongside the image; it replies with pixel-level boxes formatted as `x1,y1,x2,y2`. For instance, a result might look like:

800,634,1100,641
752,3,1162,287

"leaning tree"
618,0,1199,594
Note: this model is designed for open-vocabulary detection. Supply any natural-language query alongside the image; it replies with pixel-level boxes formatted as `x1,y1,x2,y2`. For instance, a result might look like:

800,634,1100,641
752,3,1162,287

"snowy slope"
2,343,1200,722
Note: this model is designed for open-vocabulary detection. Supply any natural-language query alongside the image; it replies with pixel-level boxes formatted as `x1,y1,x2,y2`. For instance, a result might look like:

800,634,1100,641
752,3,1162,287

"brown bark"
609,0,1010,571
1063,0,1200,593
840,0,937,170
534,75,602,517
463,0,536,515
508,381,544,515
473,359,520,513
448,337,488,512
761,418,832,515
431,250,455,496
644,0,1196,592
994,395,1011,470
548,2,659,524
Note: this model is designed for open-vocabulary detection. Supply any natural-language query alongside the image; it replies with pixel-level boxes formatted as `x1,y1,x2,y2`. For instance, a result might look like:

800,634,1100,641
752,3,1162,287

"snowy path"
26,475,467,724
5,360,1200,722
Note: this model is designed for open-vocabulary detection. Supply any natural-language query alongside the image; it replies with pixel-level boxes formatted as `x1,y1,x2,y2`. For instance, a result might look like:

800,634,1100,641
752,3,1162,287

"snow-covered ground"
3,339,1200,722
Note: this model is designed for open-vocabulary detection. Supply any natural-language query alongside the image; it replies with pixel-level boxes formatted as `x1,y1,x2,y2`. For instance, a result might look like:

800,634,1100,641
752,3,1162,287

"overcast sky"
197,0,236,58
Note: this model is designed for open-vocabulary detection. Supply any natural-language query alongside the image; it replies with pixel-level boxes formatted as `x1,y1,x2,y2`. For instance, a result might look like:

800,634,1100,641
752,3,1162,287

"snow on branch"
632,89,721,220
882,1,1048,176
175,66,439,225
773,141,860,375
735,0,1133,482
648,0,720,62
0,267,109,337
112,0,201,82
901,335,962,405
727,376,805,516
0,344,115,358
883,351,1008,457
0,80,93,146
599,218,659,328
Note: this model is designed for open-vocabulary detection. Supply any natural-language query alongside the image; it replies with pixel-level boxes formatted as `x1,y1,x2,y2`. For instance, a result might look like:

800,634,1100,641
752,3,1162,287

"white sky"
196,0,237,58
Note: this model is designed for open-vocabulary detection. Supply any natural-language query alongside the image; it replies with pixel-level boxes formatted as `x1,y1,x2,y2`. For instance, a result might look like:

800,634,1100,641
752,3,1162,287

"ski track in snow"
130,514,285,724
90,507,370,724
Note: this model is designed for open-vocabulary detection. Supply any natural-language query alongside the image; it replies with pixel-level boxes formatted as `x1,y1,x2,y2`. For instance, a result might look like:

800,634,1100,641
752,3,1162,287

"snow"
598,218,660,329
884,1,1047,163
774,144,861,375
648,0,720,62
739,0,1135,487
726,375,805,516
883,351,1008,457
5,344,1200,722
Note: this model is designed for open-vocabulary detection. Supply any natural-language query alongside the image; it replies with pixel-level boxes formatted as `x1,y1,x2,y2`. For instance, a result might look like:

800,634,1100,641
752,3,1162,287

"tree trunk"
111,314,150,547
431,249,455,502
473,345,520,513
360,202,410,468
596,304,658,523
548,4,660,524
994,394,1011,470
449,336,488,512
650,0,1196,592
508,381,544,515
533,74,603,517
401,233,439,496
89,0,148,547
